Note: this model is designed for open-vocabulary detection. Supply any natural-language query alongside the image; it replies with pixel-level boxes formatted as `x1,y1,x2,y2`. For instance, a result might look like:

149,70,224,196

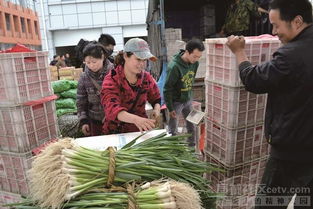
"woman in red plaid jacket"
101,38,161,134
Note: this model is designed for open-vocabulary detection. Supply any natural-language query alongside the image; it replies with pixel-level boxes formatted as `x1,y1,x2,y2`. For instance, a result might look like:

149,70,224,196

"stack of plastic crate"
0,51,58,206
204,36,281,209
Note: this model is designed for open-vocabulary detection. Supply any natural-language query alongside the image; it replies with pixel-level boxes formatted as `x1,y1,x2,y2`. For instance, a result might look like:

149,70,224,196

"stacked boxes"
164,28,184,64
206,154,267,209
200,4,215,38
49,66,58,81
205,120,268,167
206,37,280,86
0,151,32,196
0,51,59,206
58,67,75,80
49,66,83,81
0,101,58,153
206,154,267,196
165,28,182,43
73,68,83,81
0,52,53,105
204,37,281,208
205,82,267,129
0,191,22,209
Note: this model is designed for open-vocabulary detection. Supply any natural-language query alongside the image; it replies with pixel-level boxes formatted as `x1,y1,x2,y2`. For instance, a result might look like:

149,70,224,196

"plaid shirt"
101,65,160,134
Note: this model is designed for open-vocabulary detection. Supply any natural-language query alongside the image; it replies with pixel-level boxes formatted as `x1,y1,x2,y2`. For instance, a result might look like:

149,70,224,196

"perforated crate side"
0,191,22,209
205,81,267,128
204,118,269,167
205,153,267,196
205,37,281,87
0,151,32,180
0,100,58,152
0,151,32,196
0,52,53,106
0,177,29,196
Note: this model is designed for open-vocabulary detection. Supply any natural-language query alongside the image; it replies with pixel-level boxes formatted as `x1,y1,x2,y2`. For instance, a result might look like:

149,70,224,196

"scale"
186,108,206,156
186,109,205,125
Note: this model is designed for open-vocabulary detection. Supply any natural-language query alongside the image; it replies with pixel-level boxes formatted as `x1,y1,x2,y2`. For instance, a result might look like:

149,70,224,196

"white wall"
46,0,148,30
123,25,147,37
36,0,149,59
53,28,102,46
52,25,146,52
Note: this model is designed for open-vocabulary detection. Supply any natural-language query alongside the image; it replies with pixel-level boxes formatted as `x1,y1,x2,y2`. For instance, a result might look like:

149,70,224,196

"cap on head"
124,38,157,61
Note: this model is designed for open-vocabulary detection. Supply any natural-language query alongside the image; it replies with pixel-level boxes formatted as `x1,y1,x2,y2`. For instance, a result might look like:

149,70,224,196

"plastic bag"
60,89,77,99
68,80,78,89
56,108,77,117
52,80,72,93
55,98,76,109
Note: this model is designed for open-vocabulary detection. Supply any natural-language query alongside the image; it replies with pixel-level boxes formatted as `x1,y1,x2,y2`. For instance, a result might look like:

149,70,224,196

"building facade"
35,0,149,63
0,0,41,50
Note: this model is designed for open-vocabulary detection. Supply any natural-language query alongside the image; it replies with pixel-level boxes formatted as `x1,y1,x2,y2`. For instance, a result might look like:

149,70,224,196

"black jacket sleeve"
239,50,292,94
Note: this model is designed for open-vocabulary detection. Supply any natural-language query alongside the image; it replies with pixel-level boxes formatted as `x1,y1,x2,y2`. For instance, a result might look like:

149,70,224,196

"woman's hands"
133,116,156,132
82,124,91,136
117,110,156,132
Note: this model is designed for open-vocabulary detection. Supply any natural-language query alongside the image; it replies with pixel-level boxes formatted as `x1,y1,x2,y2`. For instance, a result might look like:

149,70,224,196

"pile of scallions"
8,180,204,209
28,132,216,209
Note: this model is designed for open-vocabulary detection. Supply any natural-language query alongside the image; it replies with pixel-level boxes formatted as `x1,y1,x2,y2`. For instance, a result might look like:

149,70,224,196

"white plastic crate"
0,52,53,106
0,100,58,152
0,177,29,197
205,81,267,128
0,191,22,209
205,118,269,167
0,151,32,180
205,153,267,196
0,151,32,196
205,36,281,87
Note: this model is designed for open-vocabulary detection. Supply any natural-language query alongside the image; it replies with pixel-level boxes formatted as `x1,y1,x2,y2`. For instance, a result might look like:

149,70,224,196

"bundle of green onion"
7,180,203,209
28,133,216,209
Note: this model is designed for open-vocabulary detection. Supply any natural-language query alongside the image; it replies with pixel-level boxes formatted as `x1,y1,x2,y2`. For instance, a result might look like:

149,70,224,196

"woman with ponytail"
76,42,114,136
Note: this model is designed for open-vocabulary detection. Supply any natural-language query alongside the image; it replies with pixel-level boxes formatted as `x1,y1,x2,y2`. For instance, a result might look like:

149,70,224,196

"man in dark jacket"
227,0,313,208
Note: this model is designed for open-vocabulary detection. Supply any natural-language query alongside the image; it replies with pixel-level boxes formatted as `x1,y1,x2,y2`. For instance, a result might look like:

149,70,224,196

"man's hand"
226,35,249,64
169,111,176,119
82,124,90,136
226,35,246,54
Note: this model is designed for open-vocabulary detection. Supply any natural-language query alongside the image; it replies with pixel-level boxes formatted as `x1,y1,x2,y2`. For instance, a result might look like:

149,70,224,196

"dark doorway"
55,46,78,67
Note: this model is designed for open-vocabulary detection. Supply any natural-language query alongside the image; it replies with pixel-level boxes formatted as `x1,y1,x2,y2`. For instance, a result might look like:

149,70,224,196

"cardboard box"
59,76,74,80
49,66,57,72
59,67,74,76
73,68,83,81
